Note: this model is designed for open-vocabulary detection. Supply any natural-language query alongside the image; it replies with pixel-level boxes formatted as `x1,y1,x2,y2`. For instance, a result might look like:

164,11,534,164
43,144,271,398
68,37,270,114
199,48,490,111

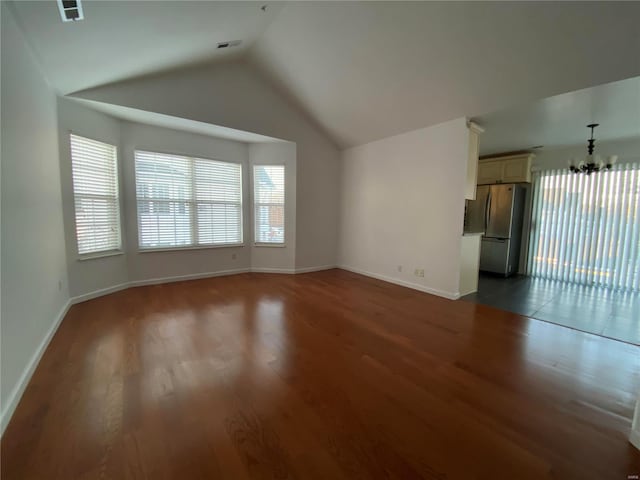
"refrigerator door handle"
485,190,492,231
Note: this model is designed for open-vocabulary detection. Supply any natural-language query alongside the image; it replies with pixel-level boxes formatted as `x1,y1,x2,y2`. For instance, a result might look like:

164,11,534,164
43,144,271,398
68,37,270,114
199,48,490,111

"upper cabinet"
477,153,534,185
476,159,503,185
465,122,484,200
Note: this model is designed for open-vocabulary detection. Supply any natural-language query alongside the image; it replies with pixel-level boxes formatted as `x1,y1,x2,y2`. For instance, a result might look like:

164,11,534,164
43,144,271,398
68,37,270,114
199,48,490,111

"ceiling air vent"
57,0,84,22
217,40,242,49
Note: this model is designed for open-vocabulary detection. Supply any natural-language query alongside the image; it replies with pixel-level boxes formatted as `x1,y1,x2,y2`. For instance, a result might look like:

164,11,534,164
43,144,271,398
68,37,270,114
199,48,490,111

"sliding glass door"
527,163,640,291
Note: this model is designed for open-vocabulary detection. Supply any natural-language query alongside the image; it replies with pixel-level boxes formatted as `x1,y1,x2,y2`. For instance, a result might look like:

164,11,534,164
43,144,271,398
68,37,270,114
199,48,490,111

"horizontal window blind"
70,134,121,255
527,163,640,291
135,151,242,249
254,165,285,244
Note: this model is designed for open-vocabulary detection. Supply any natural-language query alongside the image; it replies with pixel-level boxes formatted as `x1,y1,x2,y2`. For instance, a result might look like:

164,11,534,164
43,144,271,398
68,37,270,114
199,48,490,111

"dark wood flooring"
2,269,639,479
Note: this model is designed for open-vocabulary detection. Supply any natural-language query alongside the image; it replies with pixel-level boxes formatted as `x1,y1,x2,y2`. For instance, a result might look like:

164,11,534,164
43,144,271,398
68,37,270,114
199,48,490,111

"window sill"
254,243,286,248
138,244,244,254
78,250,124,261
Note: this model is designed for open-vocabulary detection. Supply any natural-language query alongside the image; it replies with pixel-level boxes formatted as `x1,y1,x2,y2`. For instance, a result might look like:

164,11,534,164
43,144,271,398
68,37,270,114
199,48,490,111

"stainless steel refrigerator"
464,184,526,277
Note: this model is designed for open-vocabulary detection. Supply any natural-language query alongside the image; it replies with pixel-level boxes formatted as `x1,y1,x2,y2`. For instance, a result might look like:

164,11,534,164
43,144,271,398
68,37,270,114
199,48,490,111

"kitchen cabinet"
477,153,534,185
476,160,503,185
459,233,482,296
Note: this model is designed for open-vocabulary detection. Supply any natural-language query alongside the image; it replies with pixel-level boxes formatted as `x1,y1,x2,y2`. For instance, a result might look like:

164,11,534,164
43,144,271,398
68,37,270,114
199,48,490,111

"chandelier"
568,124,617,175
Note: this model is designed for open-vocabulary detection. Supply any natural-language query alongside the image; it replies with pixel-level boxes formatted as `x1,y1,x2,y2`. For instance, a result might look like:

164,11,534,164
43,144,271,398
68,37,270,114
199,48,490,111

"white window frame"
69,133,122,258
253,164,286,246
134,149,244,251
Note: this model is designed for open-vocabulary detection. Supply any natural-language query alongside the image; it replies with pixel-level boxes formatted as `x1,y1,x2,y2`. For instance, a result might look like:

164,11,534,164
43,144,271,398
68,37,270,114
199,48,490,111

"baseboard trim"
72,265,336,299
338,265,460,300
70,282,130,304
458,287,477,298
250,265,336,274
295,264,336,274
250,267,296,274
1,299,72,435
128,268,252,287
631,429,640,450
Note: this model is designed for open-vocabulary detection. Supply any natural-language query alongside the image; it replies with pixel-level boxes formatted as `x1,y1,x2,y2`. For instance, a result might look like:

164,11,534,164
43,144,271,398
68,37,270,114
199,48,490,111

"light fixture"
568,124,617,175
57,0,83,22
217,40,242,49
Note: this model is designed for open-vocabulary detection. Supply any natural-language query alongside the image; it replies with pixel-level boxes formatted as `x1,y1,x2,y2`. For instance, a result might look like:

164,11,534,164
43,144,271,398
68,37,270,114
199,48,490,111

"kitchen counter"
459,234,482,296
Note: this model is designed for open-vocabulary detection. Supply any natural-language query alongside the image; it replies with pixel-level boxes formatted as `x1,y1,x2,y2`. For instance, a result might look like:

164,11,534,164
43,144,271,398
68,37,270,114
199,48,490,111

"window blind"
254,165,285,244
70,134,121,255
527,163,640,291
135,150,242,249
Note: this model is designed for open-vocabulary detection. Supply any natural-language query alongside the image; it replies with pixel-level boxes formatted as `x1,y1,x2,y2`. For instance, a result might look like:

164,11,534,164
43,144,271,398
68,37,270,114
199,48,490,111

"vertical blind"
254,165,285,243
134,150,242,249
70,134,121,255
527,163,640,291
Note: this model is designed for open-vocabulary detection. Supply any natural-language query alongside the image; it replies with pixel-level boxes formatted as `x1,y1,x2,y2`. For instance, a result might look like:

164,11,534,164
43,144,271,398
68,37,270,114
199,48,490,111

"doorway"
462,163,640,345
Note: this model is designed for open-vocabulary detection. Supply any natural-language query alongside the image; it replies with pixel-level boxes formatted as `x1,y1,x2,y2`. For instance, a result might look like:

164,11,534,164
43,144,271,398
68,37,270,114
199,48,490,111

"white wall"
249,142,297,272
339,118,469,299
57,98,129,297
1,4,69,432
121,121,252,283
73,60,341,270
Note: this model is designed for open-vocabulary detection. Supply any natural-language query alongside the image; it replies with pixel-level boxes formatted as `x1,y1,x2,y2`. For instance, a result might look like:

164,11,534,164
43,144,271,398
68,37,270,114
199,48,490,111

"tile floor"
461,273,640,345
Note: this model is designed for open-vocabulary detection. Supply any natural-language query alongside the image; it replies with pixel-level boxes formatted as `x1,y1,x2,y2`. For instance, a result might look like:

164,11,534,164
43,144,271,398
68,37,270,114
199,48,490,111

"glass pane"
255,205,284,243
137,200,192,248
254,165,285,243
197,203,242,244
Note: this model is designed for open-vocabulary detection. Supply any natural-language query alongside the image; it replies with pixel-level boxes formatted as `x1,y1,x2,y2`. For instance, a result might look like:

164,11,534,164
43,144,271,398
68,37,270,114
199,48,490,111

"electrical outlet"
58,280,63,291
415,269,425,277
397,265,402,272
231,253,237,260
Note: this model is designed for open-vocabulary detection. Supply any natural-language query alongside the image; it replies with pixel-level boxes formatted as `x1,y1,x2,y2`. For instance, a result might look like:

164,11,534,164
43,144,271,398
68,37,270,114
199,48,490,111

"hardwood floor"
2,269,639,479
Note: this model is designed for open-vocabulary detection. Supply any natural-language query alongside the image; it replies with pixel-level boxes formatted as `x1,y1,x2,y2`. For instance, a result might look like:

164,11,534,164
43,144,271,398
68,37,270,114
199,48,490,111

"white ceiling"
8,1,640,148
475,76,640,156
252,2,640,147
9,0,283,94
72,98,284,144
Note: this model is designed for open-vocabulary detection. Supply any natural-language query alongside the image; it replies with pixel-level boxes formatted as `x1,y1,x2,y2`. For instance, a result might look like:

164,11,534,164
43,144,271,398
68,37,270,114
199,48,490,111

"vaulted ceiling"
9,1,640,148
9,1,284,94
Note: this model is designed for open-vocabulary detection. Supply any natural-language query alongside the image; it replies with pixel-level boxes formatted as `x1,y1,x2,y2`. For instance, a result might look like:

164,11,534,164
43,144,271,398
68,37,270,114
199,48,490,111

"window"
527,163,640,291
254,165,285,244
70,134,121,255
134,150,242,249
